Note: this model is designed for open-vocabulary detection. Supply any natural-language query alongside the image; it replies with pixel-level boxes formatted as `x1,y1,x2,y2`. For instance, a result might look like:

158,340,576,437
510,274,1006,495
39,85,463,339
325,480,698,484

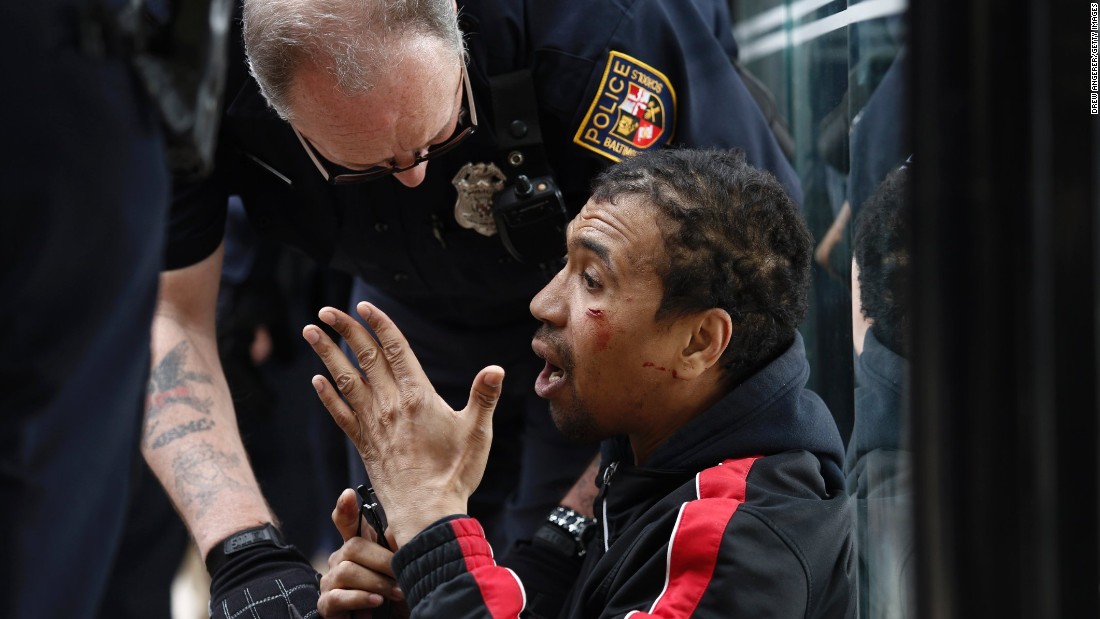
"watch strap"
205,523,287,575
533,506,596,557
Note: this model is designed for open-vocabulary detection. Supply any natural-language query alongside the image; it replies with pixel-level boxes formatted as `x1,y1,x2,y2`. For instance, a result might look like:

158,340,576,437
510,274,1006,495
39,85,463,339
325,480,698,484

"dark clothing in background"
0,1,169,616
845,330,914,619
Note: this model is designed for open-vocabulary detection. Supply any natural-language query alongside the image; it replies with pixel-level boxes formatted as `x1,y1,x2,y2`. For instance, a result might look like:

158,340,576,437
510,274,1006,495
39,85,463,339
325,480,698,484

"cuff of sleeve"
392,516,493,610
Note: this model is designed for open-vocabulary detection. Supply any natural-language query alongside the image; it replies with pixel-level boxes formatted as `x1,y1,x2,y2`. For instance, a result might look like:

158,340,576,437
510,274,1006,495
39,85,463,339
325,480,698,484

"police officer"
0,0,224,616
146,0,801,615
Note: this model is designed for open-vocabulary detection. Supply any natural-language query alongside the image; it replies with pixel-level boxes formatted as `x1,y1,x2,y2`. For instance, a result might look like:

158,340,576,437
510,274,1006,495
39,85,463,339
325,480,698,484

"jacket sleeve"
392,517,530,618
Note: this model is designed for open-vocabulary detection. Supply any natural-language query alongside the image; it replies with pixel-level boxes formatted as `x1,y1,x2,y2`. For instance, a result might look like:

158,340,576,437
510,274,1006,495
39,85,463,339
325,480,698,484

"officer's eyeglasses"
293,64,478,185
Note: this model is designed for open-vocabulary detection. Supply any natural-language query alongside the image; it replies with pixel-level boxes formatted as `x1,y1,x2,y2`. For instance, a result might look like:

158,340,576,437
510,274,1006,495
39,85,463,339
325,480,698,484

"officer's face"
529,197,692,450
288,38,465,188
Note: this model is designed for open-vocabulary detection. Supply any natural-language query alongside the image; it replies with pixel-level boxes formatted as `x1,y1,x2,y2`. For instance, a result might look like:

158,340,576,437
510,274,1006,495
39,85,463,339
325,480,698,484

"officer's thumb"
467,365,505,428
332,487,365,543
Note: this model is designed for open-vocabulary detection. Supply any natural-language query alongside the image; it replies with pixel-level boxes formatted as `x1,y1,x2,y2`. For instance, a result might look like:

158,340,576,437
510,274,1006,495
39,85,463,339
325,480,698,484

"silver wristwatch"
534,506,597,557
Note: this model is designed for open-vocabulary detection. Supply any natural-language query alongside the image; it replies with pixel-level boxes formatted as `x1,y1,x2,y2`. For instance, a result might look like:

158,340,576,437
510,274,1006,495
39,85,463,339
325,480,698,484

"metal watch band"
204,522,286,575
535,506,596,557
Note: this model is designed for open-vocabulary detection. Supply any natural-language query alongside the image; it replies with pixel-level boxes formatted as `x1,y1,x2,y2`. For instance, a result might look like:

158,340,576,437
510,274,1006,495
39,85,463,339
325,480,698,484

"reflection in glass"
731,2,912,615
847,163,913,619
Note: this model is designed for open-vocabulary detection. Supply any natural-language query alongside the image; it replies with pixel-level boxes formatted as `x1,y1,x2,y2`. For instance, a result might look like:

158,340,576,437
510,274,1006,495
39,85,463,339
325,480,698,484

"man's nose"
393,161,429,187
530,269,566,325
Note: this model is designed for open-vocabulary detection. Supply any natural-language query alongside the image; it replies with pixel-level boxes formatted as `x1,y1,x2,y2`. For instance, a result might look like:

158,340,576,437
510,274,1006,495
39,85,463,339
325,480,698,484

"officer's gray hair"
242,0,464,121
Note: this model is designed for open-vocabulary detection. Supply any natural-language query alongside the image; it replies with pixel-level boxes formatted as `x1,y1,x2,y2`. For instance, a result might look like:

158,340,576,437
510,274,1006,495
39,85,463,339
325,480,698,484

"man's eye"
581,271,601,289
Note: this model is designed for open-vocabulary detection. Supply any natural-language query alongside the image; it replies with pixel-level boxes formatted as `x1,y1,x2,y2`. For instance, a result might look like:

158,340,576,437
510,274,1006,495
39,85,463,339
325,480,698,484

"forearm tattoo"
145,340,216,449
172,441,246,520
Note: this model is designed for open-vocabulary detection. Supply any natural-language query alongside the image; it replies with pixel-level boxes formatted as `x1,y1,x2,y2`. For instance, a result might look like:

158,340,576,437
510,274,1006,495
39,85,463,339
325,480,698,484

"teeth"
548,370,563,382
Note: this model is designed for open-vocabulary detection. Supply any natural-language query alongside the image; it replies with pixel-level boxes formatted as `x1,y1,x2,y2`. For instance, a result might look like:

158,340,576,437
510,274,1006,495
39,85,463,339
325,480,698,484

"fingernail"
392,585,405,600
303,328,320,345
485,374,502,388
319,309,336,325
311,376,324,393
367,593,384,607
357,301,372,319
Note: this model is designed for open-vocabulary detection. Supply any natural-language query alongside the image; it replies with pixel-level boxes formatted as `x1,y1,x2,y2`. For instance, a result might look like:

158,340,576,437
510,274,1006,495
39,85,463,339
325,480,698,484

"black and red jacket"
392,334,855,618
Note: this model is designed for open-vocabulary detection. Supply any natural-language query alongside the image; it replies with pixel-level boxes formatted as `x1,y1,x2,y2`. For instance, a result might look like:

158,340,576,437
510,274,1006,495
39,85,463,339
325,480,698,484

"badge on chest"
452,162,507,237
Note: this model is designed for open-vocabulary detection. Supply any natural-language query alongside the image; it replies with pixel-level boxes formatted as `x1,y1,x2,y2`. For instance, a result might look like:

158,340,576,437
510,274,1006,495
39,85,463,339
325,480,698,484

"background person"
0,0,229,615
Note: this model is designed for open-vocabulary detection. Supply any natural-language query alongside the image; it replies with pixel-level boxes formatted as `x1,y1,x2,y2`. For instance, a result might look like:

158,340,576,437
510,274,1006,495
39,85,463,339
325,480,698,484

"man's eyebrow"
570,236,613,271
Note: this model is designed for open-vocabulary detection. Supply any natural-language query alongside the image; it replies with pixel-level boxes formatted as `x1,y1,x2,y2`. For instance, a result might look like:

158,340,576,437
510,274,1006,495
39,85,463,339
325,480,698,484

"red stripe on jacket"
627,456,761,618
450,517,526,618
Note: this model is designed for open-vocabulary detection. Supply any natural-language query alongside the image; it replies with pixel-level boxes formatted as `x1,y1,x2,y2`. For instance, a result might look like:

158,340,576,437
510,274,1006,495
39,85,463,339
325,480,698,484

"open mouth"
532,339,567,397
543,362,563,382
535,359,567,397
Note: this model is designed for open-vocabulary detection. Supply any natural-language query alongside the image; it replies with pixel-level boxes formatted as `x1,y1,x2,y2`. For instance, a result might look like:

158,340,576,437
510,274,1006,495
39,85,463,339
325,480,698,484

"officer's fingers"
332,488,368,543
304,324,372,411
324,542,400,592
355,302,429,388
328,537,396,577
317,587,384,617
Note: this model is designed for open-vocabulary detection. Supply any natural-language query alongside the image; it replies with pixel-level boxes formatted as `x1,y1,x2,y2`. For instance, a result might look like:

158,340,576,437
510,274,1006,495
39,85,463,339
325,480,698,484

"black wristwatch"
533,506,597,557
204,523,288,575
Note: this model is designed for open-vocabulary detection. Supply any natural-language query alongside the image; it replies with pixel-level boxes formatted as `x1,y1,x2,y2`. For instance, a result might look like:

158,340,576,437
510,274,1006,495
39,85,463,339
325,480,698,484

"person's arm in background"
144,243,320,617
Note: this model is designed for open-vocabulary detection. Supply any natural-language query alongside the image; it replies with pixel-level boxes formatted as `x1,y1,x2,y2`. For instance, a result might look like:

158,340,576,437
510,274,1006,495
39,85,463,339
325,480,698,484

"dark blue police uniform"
0,2,169,616
167,0,800,551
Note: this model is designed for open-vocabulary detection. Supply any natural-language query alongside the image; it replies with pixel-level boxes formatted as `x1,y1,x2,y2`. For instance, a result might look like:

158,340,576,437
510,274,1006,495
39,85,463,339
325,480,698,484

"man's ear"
677,308,733,379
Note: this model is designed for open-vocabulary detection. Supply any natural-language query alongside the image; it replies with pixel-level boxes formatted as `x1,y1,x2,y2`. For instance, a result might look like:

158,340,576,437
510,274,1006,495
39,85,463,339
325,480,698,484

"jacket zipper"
597,461,618,552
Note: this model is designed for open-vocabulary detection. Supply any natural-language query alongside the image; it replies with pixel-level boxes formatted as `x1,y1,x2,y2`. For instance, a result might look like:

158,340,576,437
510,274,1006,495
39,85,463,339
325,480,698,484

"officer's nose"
393,162,429,187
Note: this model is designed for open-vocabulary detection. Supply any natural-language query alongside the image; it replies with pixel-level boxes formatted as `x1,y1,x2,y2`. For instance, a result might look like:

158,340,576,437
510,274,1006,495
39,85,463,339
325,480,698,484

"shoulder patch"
573,51,677,162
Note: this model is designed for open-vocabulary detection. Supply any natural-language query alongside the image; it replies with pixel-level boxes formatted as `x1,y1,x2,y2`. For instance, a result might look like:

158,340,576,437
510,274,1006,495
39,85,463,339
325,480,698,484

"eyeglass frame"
292,63,478,185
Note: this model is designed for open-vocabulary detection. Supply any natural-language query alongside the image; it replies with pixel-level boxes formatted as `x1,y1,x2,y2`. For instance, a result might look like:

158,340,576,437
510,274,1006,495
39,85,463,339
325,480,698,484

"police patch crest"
573,51,677,162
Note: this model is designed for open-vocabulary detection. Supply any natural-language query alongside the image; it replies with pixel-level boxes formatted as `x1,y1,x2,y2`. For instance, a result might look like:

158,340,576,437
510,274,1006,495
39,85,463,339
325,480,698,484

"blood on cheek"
642,362,683,380
586,308,613,351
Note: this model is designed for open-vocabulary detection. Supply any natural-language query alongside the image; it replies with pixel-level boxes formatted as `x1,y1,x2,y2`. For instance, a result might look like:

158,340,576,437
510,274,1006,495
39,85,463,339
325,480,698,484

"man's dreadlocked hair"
589,148,813,381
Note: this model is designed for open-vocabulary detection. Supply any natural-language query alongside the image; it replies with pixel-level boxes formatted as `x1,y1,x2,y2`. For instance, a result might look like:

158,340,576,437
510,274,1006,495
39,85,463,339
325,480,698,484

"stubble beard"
549,388,603,445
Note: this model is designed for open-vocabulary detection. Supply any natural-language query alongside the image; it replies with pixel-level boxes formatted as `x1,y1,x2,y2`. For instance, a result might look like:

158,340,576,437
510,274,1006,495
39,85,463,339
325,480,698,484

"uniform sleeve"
164,166,230,271
392,517,529,619
563,0,803,204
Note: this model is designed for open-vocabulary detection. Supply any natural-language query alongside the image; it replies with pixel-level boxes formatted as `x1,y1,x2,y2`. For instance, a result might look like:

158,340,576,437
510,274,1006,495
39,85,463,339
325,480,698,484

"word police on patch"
574,51,677,162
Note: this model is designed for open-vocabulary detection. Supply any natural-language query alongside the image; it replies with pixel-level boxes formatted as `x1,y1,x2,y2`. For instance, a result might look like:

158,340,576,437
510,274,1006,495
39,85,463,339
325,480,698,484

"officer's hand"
303,302,503,547
319,489,408,619
207,527,320,619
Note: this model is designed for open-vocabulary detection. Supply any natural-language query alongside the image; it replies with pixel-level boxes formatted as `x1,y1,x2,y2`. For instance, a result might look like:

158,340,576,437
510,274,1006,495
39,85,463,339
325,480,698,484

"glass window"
730,1,912,616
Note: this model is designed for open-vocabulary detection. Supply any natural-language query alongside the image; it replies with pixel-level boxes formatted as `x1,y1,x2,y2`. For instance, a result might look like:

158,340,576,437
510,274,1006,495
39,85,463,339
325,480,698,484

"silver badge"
452,162,506,237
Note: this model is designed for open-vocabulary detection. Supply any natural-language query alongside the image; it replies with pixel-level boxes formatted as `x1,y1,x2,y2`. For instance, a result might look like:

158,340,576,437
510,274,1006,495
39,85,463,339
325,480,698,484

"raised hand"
302,302,504,546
